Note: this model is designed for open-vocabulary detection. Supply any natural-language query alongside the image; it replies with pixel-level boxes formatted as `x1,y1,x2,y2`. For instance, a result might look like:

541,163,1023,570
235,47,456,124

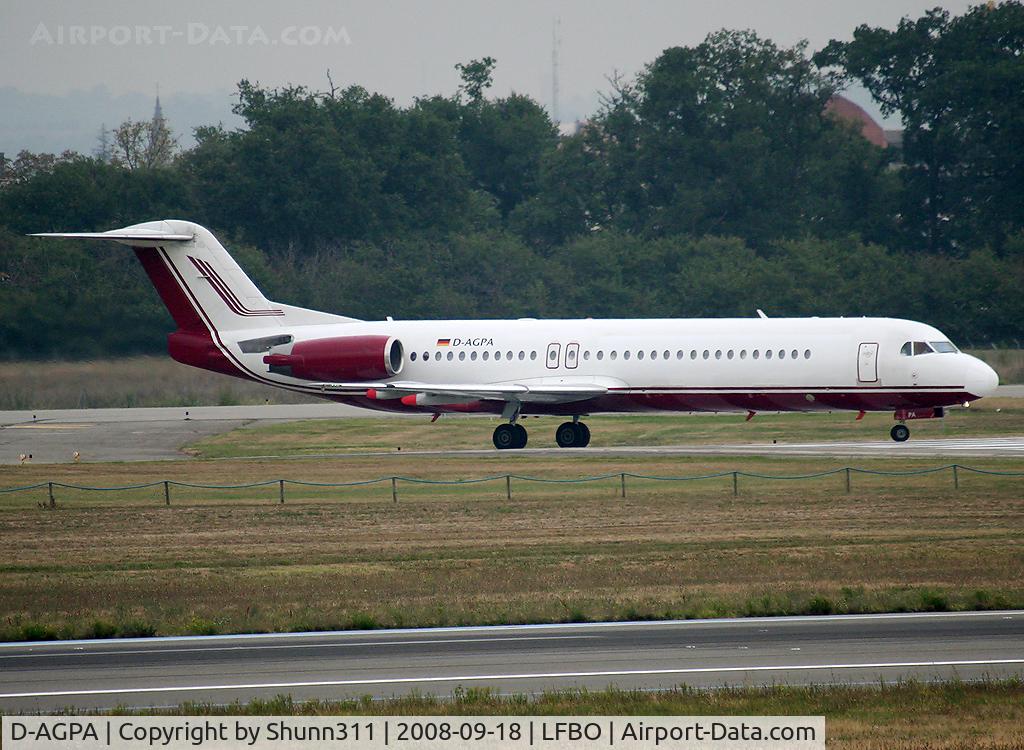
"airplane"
35,220,999,449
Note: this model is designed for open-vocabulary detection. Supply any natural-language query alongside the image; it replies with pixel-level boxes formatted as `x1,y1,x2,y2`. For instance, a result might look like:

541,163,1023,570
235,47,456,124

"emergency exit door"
857,342,879,383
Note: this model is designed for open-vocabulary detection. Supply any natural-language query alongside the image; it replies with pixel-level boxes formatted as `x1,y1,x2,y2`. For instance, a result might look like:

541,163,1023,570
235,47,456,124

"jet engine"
263,335,403,381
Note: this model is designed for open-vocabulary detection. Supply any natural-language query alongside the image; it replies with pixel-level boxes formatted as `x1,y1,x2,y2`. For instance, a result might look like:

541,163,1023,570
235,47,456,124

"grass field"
0,356,308,410
1,446,1021,640
0,349,1021,411
187,396,1024,457
149,681,1024,750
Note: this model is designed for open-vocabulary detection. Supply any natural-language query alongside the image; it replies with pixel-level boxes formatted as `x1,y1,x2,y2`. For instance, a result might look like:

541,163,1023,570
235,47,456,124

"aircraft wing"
313,380,609,404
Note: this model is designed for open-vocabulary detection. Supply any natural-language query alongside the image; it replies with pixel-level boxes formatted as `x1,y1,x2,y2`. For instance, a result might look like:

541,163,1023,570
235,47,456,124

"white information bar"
3,716,824,750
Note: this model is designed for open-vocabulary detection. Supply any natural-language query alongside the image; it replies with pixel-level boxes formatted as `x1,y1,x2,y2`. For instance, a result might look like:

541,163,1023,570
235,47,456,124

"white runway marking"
3,659,1023,699
0,634,595,660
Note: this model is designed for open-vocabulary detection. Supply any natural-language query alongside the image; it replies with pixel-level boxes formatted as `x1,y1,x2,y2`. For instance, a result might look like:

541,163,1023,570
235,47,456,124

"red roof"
825,95,887,148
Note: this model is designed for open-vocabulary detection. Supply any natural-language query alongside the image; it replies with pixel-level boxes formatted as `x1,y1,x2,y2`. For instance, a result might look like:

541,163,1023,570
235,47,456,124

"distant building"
825,95,890,149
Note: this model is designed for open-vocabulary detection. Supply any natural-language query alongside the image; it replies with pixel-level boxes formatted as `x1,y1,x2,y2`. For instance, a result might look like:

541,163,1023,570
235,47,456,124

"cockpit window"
901,341,942,356
929,341,958,353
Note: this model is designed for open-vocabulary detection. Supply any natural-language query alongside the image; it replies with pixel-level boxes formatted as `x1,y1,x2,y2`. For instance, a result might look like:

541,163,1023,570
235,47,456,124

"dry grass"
153,681,1024,750
1,453,1021,639
0,356,310,409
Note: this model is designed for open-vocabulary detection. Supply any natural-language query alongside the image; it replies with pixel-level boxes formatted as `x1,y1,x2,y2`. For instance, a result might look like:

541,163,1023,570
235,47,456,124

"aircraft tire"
493,424,517,450
575,422,591,447
890,424,910,442
555,422,579,448
513,423,528,449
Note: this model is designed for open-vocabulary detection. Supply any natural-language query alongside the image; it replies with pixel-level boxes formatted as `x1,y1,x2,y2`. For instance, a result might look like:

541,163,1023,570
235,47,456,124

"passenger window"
676,350,683,360
435,352,442,361
740,349,747,360
753,350,759,360
727,350,734,360
610,351,618,360
507,351,514,360
791,349,798,360
530,351,537,360
652,350,658,360
483,351,489,361
518,351,525,360
691,350,697,360
597,351,604,360
703,350,710,360
411,352,417,361
779,350,786,360
766,350,773,360
447,352,454,361
804,349,811,359
583,351,590,361
471,351,478,361
715,350,722,360
637,351,644,360
459,351,466,361
624,351,631,360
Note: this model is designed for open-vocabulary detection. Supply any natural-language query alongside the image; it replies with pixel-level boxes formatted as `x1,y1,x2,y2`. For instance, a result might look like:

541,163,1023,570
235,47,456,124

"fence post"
48,481,55,509
732,472,738,497
620,473,626,499
506,474,512,500
279,479,285,504
952,464,959,490
845,468,851,494
164,480,170,506
392,477,398,503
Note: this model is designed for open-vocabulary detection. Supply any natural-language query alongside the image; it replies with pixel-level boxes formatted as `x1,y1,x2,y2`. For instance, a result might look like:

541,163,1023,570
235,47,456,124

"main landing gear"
492,423,528,450
491,409,592,450
555,419,591,448
890,424,911,442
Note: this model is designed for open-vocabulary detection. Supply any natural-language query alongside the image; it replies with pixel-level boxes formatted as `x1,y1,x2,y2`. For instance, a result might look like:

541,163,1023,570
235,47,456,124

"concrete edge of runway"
3,609,1021,650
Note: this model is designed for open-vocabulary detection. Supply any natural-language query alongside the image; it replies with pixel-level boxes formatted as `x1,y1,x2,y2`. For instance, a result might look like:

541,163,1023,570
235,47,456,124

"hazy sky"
1,0,975,153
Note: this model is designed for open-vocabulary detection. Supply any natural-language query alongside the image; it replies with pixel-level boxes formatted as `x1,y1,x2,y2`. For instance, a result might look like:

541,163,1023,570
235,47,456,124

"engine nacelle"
263,335,403,381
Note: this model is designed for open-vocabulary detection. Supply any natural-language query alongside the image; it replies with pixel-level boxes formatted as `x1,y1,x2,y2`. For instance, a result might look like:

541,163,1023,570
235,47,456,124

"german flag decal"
437,338,451,346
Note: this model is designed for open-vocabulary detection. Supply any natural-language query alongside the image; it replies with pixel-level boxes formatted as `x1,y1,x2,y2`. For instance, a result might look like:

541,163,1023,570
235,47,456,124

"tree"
816,2,1024,253
111,117,177,170
455,57,496,102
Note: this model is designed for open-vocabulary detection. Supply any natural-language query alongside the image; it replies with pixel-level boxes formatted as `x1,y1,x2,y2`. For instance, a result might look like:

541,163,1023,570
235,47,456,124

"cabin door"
857,342,879,383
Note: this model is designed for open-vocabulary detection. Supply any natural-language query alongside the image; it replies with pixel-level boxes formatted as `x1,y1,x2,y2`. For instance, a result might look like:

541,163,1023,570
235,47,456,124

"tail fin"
34,220,353,333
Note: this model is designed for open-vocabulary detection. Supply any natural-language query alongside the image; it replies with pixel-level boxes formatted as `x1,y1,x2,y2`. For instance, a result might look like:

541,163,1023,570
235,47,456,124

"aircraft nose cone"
965,357,999,398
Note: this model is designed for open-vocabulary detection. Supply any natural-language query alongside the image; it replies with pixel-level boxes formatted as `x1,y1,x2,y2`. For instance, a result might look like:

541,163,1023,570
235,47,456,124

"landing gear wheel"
512,424,528,449
494,423,528,450
493,424,516,450
890,424,910,442
556,422,579,448
555,421,592,448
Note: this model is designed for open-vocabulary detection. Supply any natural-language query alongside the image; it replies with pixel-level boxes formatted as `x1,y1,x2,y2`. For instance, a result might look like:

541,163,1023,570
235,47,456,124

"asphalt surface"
0,612,1020,711
2,385,1022,464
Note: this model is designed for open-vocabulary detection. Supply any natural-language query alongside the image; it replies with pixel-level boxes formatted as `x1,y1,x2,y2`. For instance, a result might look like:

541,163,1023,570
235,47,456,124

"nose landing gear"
890,424,910,442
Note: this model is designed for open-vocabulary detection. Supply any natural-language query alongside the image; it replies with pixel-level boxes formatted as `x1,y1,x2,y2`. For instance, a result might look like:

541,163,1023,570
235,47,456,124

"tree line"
1,4,1022,358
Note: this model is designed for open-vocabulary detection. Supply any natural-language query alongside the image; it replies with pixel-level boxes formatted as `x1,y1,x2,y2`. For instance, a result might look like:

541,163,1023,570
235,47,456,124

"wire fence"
2,464,1022,508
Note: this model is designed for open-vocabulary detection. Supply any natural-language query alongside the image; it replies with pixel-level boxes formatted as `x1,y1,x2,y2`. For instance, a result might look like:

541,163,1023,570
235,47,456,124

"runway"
0,612,1021,711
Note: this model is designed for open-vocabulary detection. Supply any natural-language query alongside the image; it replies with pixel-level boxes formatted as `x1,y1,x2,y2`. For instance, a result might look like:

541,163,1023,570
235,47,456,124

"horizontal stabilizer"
31,230,194,248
